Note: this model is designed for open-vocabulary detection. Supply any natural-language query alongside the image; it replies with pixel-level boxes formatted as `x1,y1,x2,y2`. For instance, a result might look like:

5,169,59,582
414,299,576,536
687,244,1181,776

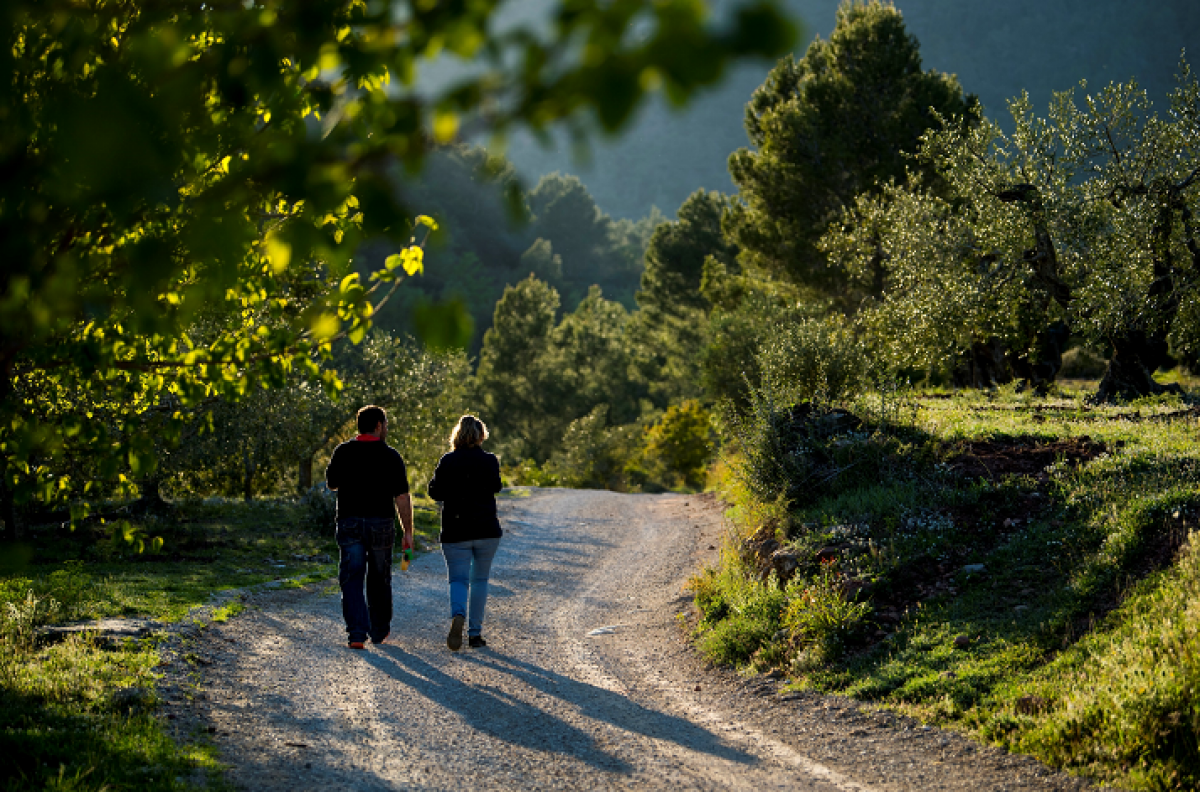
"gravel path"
168,489,1098,791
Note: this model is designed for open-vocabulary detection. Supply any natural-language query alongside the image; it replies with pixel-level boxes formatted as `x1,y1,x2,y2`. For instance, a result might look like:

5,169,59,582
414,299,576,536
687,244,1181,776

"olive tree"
827,59,1200,400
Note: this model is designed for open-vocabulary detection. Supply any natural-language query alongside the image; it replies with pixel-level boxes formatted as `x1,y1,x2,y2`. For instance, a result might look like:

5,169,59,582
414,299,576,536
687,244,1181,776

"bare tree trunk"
0,476,16,542
242,449,256,502
298,453,314,493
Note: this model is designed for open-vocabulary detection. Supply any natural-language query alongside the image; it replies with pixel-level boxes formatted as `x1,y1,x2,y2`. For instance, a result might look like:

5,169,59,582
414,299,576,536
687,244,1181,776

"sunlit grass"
695,386,1200,790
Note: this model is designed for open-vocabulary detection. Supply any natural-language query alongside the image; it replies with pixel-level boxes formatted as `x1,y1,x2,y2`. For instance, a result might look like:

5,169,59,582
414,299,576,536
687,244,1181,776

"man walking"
325,405,414,649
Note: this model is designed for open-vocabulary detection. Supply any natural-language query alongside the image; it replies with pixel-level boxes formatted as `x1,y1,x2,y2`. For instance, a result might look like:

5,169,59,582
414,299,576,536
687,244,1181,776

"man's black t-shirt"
324,438,410,520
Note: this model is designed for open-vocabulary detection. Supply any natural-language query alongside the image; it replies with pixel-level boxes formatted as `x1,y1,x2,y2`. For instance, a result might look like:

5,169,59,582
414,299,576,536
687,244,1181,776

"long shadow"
361,645,633,773
367,645,757,772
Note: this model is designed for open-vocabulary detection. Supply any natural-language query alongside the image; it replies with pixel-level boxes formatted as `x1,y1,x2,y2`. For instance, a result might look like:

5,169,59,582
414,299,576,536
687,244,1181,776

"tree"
162,332,468,500
726,0,978,298
632,189,738,402
1,0,796,537
825,60,1200,401
475,276,562,462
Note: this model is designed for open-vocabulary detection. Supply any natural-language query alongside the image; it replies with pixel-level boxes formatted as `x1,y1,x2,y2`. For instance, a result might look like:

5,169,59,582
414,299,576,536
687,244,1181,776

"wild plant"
783,559,872,670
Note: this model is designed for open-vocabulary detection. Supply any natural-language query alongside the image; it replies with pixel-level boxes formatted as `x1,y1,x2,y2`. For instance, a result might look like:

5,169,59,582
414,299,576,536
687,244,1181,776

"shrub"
756,315,867,407
504,459,561,487
301,486,337,532
639,400,715,491
548,406,640,490
689,547,787,667
1059,346,1108,379
1,589,60,651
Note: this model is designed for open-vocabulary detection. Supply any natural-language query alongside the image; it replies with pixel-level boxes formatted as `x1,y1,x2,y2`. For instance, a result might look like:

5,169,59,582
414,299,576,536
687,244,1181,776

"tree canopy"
726,0,978,296
1,0,795,534
826,60,1200,400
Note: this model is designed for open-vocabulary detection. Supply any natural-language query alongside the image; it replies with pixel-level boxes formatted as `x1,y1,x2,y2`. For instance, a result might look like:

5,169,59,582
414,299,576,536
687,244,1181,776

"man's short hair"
357,405,387,434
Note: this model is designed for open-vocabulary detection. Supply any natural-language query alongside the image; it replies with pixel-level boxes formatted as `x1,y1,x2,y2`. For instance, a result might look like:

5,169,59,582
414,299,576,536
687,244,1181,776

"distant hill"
495,0,1198,219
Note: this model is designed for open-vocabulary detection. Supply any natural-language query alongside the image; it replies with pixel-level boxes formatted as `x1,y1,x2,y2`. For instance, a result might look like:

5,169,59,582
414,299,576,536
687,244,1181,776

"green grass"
0,633,230,791
0,493,444,791
693,386,1200,790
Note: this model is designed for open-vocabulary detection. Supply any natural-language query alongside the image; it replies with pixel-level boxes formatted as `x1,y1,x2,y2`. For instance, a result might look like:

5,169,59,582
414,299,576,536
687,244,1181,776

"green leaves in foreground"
0,0,796,526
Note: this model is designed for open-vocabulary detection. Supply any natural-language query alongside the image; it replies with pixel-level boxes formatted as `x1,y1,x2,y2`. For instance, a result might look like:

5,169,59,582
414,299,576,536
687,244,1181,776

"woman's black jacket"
427,445,503,544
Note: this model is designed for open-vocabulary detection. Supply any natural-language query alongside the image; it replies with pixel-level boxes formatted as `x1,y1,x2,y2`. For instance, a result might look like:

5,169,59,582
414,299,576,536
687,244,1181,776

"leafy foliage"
726,0,979,295
828,59,1200,399
1,0,796,534
477,277,646,465
638,400,716,491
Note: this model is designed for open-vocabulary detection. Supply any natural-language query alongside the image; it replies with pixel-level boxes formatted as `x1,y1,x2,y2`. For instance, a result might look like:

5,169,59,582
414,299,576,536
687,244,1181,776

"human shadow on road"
459,650,756,767
364,644,635,773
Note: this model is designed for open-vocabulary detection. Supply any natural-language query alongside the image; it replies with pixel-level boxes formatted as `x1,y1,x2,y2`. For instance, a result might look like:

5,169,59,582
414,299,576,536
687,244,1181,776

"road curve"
173,489,1093,791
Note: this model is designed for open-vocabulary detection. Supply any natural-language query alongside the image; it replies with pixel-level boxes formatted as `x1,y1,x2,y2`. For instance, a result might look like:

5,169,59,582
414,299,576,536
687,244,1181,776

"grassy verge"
690,387,1200,791
0,493,442,791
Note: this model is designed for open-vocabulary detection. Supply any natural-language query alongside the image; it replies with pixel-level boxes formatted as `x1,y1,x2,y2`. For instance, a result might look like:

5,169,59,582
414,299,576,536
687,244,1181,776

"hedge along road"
171,489,1095,791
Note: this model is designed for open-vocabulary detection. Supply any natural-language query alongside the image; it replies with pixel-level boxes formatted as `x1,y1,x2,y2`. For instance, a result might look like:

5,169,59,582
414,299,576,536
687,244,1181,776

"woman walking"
428,415,503,651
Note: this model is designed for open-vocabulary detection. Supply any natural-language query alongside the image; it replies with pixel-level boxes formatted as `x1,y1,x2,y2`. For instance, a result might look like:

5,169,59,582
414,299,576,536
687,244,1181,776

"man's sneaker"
468,636,487,649
371,631,389,645
348,640,366,650
447,615,465,651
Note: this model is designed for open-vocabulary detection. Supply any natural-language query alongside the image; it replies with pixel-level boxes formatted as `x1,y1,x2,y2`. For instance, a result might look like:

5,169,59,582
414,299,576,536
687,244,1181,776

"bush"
301,486,336,532
689,547,787,667
548,406,640,490
1059,346,1108,379
756,316,867,406
505,458,561,487
0,560,95,650
639,400,715,491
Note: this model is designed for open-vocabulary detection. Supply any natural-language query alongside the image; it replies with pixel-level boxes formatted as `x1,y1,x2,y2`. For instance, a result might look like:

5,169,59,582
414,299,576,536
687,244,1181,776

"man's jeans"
441,538,501,638
336,517,394,644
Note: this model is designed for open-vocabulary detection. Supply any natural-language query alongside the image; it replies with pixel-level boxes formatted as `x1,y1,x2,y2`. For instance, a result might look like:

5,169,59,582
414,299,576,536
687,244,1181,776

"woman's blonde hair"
450,415,489,449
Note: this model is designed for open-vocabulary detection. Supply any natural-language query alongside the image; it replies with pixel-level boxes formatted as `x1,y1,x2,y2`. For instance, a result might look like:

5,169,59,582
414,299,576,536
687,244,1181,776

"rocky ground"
158,488,1101,791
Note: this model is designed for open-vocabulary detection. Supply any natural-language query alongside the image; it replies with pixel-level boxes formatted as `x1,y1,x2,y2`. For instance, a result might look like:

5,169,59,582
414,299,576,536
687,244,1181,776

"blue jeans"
336,517,394,644
441,538,501,638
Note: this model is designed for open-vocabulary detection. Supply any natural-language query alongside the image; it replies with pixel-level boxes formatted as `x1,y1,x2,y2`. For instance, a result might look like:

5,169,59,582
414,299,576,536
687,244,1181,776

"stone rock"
771,550,800,582
953,634,971,648
1015,695,1049,714
38,618,164,649
961,563,986,574
815,546,840,562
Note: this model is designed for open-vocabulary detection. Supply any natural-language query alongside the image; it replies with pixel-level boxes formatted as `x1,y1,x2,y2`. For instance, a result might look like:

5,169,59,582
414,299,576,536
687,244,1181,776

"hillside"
497,0,1199,218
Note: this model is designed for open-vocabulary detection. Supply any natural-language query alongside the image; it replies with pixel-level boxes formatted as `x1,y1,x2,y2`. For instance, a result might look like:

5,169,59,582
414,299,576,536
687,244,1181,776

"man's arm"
394,493,414,551
324,445,340,491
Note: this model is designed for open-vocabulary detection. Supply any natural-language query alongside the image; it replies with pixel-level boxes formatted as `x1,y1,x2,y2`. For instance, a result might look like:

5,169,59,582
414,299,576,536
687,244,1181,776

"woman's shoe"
468,636,487,648
447,615,465,651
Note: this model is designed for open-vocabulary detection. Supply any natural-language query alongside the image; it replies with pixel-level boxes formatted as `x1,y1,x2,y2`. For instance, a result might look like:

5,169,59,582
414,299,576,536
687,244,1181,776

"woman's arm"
489,454,503,494
427,456,448,502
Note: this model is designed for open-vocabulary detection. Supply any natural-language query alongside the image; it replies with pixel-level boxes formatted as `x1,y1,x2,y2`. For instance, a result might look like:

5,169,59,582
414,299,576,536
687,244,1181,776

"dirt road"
171,489,1094,791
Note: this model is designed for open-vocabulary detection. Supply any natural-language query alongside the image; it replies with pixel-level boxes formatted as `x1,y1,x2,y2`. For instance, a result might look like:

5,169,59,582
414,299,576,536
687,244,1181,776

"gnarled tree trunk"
1094,331,1182,403
952,338,1012,389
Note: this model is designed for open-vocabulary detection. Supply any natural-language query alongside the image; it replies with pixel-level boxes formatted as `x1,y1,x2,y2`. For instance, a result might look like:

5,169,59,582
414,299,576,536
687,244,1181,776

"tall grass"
692,387,1200,790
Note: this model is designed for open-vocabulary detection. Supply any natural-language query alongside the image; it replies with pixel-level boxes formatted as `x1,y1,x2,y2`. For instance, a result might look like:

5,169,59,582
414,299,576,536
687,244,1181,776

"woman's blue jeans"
441,538,501,638
336,517,394,644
